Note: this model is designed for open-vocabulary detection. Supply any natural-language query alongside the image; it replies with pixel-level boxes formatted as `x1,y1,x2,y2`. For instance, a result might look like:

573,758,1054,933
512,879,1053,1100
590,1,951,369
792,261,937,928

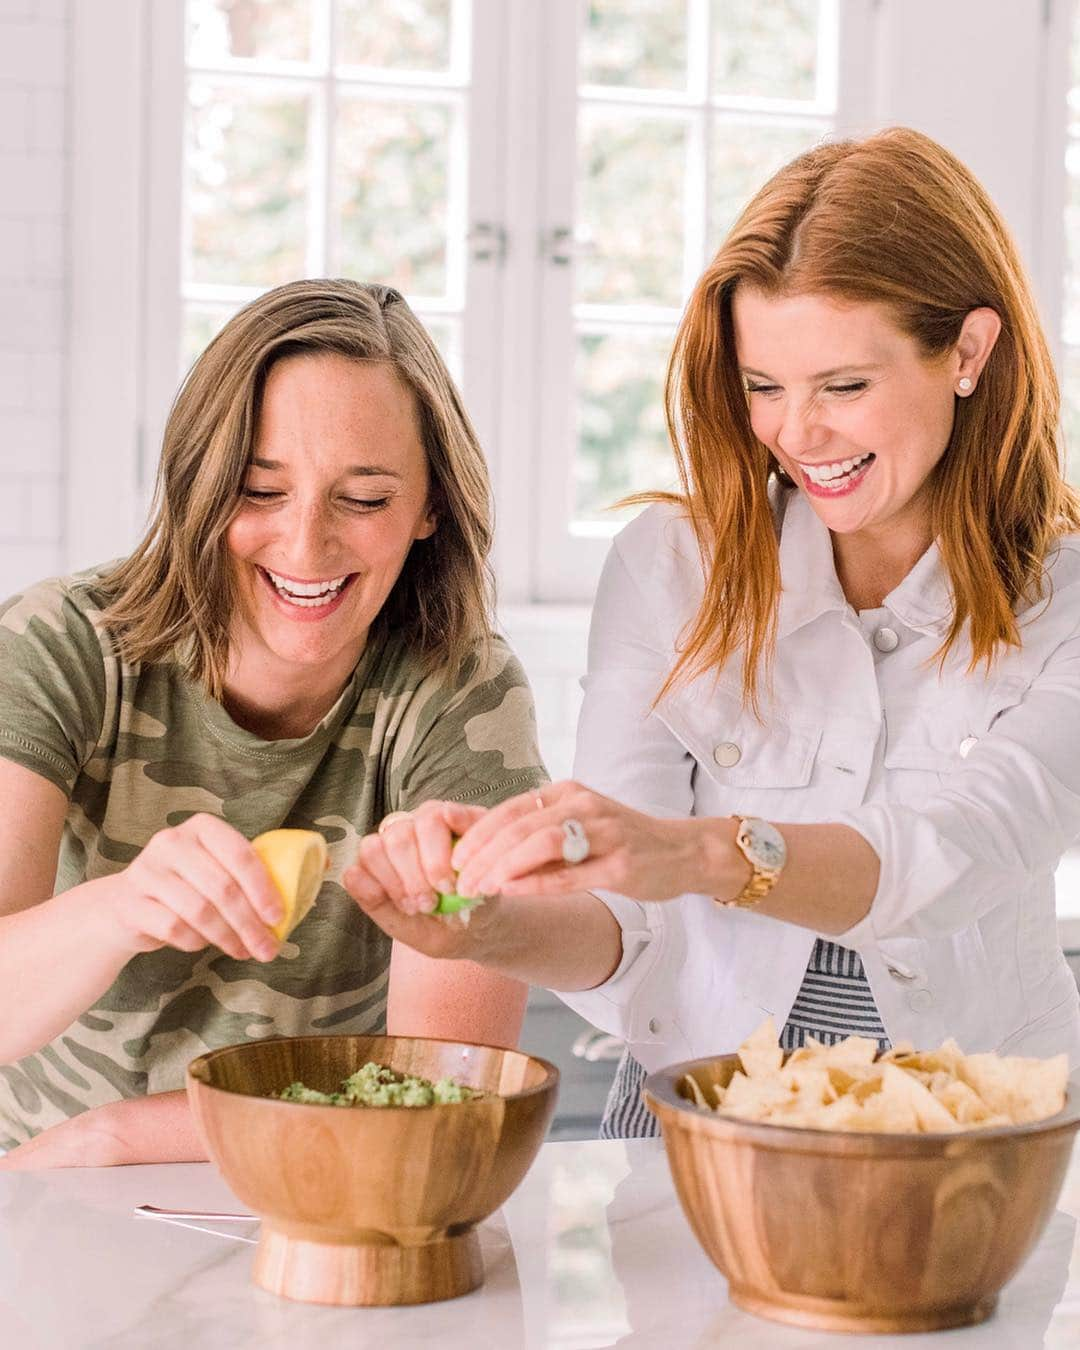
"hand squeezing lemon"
252,829,329,942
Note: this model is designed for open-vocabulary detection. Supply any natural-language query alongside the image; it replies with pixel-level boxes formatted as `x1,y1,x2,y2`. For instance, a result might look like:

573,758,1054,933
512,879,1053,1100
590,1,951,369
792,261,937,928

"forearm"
94,1089,207,1164
699,817,879,934
387,945,528,1049
0,878,133,1063
0,1089,207,1169
472,890,624,993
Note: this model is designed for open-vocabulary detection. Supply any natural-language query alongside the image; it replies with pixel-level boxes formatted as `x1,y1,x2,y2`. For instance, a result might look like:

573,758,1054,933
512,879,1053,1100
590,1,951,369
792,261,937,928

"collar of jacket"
774,487,953,642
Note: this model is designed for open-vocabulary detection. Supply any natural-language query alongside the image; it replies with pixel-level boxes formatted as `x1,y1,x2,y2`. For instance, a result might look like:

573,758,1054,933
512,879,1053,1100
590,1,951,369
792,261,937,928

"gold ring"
534,793,545,811
377,811,412,837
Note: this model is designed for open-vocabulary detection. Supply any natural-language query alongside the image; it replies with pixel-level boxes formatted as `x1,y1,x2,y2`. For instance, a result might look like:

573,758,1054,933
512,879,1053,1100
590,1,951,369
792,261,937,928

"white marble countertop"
1,1137,1079,1349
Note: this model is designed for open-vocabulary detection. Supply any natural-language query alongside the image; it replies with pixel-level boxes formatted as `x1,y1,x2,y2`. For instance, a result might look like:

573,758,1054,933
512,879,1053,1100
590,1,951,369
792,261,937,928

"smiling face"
731,289,960,551
224,353,436,720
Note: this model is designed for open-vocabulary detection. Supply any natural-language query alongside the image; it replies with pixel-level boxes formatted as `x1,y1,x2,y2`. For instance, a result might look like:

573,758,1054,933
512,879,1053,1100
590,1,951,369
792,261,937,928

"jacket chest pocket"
657,687,822,816
882,679,1025,787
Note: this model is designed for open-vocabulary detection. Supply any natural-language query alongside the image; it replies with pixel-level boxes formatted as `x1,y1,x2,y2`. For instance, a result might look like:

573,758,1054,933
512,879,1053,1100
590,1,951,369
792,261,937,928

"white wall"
0,0,67,595
2,0,1076,797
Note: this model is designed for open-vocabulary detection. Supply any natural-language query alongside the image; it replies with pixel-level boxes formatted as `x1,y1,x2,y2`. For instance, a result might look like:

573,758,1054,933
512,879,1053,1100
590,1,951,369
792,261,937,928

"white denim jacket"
558,490,1080,1071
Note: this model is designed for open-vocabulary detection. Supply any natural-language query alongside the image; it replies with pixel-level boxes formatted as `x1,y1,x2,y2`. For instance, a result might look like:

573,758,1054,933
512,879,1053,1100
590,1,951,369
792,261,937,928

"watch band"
719,816,784,910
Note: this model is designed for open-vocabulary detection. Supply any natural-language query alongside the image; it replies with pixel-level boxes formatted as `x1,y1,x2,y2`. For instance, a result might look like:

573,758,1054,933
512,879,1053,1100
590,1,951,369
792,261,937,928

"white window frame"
69,0,1072,597
531,0,869,600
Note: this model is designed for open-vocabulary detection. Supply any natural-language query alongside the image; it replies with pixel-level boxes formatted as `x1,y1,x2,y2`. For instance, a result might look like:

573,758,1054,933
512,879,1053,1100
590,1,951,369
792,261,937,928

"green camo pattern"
0,569,547,1147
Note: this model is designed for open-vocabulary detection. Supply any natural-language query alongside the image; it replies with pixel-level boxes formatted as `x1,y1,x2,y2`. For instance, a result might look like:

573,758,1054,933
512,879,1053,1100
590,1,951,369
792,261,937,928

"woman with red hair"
346,127,1080,1137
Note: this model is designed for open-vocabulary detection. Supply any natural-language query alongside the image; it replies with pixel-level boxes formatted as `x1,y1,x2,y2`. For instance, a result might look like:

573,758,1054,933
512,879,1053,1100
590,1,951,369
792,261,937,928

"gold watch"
719,816,787,909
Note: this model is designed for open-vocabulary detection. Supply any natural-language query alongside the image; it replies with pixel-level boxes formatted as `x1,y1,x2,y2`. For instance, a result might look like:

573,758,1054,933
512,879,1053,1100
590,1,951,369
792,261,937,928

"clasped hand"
343,782,734,958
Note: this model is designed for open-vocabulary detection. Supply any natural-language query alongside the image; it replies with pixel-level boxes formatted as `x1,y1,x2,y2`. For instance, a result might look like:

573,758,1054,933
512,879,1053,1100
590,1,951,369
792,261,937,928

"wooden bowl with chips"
187,1034,558,1308
644,1042,1080,1334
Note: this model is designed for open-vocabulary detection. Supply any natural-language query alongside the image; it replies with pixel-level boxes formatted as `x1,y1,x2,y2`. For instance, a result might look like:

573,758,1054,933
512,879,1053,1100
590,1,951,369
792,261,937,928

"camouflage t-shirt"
0,569,547,1147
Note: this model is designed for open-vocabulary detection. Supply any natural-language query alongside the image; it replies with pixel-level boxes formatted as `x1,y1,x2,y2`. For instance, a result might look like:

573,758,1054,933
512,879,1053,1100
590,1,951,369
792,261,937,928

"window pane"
335,97,453,298
181,302,239,373
419,315,463,386
339,0,453,72
575,329,676,523
1062,8,1080,484
187,0,314,64
711,0,821,102
710,119,826,250
1063,346,1080,483
187,82,310,286
581,0,688,92
577,110,686,306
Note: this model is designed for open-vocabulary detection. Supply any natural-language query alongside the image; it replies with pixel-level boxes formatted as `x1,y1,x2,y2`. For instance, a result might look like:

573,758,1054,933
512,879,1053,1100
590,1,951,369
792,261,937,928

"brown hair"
640,126,1080,709
99,279,495,696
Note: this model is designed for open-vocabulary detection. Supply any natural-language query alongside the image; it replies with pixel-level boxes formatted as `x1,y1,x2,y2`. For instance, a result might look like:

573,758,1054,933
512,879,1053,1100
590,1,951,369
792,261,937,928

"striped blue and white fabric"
599,937,889,1139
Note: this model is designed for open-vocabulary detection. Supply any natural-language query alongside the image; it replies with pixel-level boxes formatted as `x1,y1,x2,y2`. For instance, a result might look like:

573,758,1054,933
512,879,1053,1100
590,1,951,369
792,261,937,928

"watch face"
742,818,787,871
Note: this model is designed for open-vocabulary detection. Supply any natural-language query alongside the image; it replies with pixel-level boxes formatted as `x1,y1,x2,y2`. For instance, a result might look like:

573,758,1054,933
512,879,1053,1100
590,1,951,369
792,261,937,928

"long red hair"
637,126,1080,709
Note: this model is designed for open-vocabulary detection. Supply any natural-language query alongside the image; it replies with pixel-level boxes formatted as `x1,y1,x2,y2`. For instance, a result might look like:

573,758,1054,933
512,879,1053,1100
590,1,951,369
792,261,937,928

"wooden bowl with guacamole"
186,1033,558,1307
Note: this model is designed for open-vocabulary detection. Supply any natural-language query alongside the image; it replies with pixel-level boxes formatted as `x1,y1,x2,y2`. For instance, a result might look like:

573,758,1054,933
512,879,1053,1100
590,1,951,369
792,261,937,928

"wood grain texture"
645,1052,1080,1333
187,1034,558,1306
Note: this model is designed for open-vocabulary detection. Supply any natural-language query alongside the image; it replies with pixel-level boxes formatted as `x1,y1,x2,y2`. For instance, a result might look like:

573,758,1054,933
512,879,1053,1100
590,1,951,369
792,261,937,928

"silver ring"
377,811,412,837
561,818,590,865
534,793,545,811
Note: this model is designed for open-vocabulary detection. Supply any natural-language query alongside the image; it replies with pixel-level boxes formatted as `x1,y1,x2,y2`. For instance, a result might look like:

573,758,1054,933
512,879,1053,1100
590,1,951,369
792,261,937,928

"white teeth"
801,453,872,485
266,569,347,598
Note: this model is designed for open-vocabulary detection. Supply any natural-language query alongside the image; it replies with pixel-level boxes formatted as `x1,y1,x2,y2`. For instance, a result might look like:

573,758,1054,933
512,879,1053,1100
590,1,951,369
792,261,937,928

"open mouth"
257,566,357,613
799,452,876,497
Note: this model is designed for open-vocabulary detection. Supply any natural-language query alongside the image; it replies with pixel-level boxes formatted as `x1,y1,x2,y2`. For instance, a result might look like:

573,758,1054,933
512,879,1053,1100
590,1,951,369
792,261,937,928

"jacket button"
714,742,741,767
873,626,899,652
959,736,978,758
907,990,934,1013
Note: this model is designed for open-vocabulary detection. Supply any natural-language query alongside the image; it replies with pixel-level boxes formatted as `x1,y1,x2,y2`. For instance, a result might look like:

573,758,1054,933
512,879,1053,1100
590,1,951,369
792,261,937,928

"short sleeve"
391,636,549,812
0,578,108,796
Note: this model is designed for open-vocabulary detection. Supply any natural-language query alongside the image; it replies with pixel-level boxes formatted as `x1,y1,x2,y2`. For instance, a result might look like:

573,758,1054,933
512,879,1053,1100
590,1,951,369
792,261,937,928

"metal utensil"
135,1204,254,1221
134,1203,258,1244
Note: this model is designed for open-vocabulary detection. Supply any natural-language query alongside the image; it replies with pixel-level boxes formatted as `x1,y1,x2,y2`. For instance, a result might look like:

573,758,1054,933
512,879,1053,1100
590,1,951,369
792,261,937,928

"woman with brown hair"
0,279,546,1165
345,127,1080,1137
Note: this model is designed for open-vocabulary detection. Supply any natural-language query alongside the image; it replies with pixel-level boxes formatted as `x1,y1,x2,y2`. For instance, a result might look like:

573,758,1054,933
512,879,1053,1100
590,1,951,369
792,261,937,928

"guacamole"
275,1061,485,1107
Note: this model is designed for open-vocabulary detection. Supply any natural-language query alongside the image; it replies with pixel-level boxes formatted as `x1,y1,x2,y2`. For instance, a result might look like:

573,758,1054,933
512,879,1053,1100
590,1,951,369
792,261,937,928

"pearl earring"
958,377,973,392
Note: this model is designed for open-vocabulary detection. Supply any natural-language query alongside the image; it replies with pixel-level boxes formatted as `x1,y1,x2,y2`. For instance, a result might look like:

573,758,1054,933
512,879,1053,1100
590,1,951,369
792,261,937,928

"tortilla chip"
684,1021,1068,1134
738,1017,784,1079
879,1063,961,1133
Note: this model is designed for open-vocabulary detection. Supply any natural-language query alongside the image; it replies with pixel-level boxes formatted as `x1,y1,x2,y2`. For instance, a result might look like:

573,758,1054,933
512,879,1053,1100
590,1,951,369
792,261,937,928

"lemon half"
252,829,329,942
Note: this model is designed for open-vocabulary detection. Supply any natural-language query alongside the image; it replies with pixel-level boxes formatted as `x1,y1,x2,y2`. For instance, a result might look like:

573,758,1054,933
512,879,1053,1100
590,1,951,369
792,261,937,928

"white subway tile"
30,215,65,279
0,217,31,280
25,472,60,539
0,283,65,351
0,411,62,472
31,86,66,155
0,351,29,408
0,88,29,151
0,540,62,595
0,474,58,543
28,0,69,24
0,151,65,215
0,2,37,21
29,349,61,411
0,475,27,539
0,22,66,86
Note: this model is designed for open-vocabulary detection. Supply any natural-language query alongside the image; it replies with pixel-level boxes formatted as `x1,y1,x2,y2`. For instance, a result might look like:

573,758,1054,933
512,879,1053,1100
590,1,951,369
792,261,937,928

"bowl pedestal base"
729,1286,998,1334
252,1225,484,1306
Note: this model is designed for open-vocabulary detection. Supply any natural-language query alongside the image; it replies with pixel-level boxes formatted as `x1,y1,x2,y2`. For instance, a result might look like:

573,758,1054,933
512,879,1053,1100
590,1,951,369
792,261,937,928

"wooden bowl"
644,1053,1080,1334
187,1034,558,1307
